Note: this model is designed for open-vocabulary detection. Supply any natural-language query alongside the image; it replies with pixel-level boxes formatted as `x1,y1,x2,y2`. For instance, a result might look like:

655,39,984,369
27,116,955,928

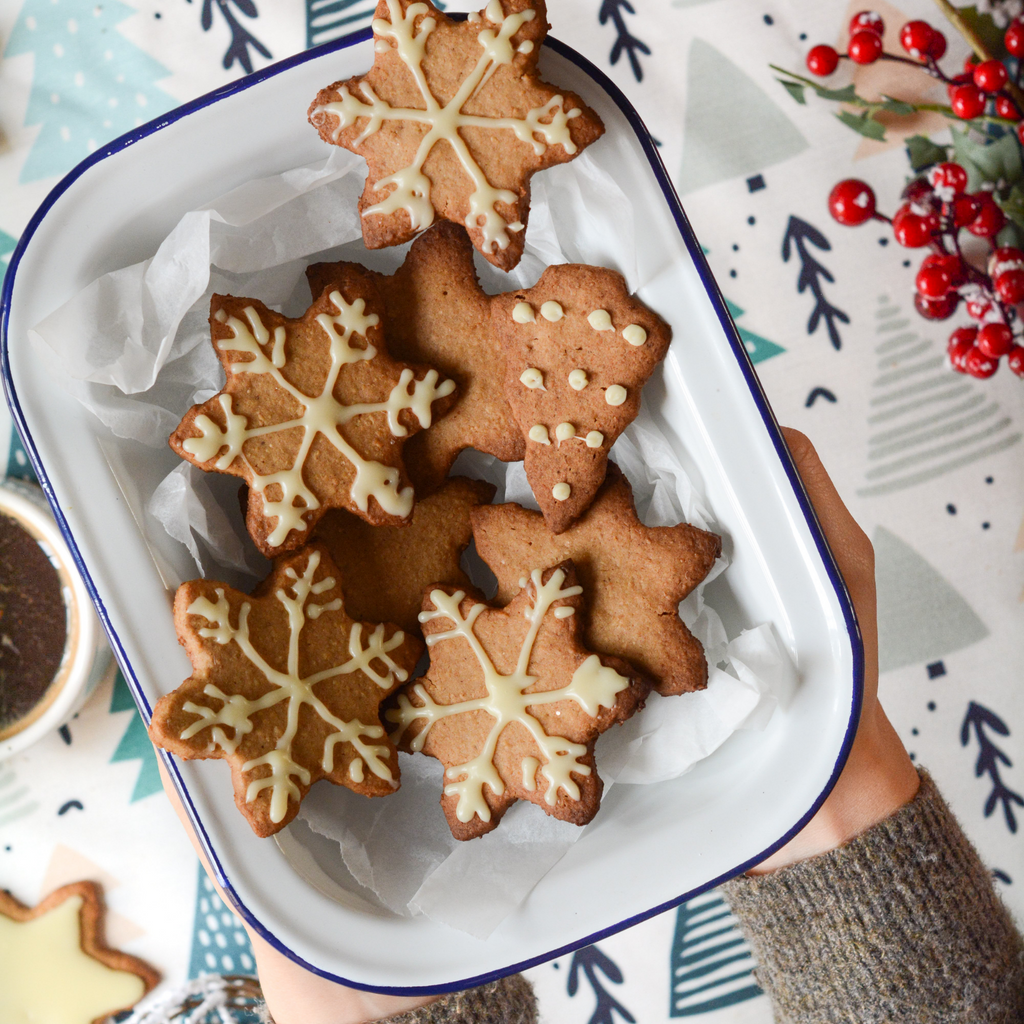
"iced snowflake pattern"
311,0,588,259
181,289,455,549
387,566,631,826
176,549,414,827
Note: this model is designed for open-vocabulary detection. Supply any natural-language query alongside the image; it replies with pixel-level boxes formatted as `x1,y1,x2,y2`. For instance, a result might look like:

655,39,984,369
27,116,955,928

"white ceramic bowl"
1,29,862,992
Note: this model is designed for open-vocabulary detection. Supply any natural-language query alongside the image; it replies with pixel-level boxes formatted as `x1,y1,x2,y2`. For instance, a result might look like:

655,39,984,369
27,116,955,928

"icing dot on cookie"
555,422,576,442
518,40,534,54
554,606,575,619
541,301,564,322
552,482,571,501
588,309,613,331
623,324,647,346
349,759,364,783
520,367,544,389
214,308,228,323
605,385,627,406
518,576,528,589
585,430,604,448
568,369,588,390
512,301,535,323
528,424,551,445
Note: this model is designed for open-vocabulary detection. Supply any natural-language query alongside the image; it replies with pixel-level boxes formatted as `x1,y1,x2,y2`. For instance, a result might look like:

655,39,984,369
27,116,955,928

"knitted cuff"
721,769,1024,1024
371,976,536,1024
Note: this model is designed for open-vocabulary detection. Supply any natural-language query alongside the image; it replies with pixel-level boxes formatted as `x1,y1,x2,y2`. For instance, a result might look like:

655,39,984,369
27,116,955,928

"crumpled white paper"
30,145,794,939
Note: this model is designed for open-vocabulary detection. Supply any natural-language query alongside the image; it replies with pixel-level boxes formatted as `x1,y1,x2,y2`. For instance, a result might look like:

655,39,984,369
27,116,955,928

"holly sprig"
771,65,1015,141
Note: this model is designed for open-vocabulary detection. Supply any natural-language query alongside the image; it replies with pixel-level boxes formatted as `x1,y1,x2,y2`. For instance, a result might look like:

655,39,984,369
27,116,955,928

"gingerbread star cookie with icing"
0,881,159,1024
386,561,649,840
472,466,722,696
307,222,525,494
149,544,423,837
307,0,604,271
491,264,672,533
314,475,497,635
169,266,457,557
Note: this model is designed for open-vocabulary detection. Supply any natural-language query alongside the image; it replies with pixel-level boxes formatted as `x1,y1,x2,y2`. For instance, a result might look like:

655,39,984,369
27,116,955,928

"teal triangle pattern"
725,298,785,364
188,865,257,980
678,39,809,195
6,430,37,484
874,526,989,673
109,671,162,802
0,230,16,293
4,0,173,183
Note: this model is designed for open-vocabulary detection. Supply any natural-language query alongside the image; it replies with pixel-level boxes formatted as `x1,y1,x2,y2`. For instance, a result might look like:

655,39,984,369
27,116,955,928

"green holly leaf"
956,6,1007,58
779,79,806,105
952,127,1022,190
880,96,916,116
995,183,1024,230
836,109,887,141
905,135,950,172
814,82,860,103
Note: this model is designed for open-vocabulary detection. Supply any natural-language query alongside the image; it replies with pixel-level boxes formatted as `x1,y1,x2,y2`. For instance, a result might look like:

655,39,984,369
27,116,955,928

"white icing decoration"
623,323,647,346
314,0,581,254
605,384,627,406
585,430,604,448
587,309,613,331
540,300,564,321
520,367,544,389
392,569,628,820
554,422,575,442
528,424,551,444
552,482,571,501
512,301,535,323
182,295,454,546
553,606,574,619
522,756,539,790
180,551,408,823
568,369,588,390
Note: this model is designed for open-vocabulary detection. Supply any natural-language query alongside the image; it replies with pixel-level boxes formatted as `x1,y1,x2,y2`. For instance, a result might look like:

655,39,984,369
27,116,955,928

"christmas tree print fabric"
0,1,1020,1021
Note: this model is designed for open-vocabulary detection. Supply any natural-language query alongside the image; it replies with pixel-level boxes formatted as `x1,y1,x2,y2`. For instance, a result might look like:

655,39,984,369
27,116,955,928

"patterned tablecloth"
0,0,1020,1021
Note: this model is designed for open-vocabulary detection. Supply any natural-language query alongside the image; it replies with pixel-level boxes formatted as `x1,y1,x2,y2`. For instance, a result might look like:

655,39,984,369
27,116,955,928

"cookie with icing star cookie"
169,266,458,557
149,544,424,837
491,264,671,533
386,561,649,840
307,222,524,494
307,0,604,271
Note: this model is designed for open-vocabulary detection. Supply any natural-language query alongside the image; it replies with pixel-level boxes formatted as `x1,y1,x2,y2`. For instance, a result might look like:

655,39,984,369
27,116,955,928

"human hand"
750,428,919,874
157,759,440,1024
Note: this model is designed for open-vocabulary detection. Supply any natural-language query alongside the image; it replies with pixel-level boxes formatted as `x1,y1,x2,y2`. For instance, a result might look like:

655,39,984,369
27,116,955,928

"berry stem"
930,0,1024,111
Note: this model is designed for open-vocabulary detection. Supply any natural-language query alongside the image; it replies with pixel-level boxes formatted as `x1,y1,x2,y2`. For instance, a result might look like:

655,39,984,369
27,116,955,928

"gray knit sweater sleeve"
721,769,1024,1023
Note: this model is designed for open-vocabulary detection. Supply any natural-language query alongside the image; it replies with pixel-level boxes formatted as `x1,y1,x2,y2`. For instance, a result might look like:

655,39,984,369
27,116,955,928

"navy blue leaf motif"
187,0,272,74
598,0,651,83
961,701,1024,833
567,946,635,1024
782,216,850,351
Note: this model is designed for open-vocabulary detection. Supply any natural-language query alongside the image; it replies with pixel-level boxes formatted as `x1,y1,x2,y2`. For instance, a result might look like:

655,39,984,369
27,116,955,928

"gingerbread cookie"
491,264,672,532
314,475,496,635
386,561,649,840
307,0,604,270
308,222,525,493
169,267,458,557
149,544,423,837
472,466,721,695
0,881,159,1024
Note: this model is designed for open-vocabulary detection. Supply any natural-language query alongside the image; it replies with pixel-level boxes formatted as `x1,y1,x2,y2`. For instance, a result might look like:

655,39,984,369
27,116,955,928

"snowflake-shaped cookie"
149,545,424,837
170,267,457,556
491,264,672,532
308,0,605,270
387,561,648,839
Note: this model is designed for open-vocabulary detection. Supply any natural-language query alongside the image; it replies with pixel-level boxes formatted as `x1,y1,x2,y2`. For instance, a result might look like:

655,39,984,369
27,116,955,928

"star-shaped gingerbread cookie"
307,222,524,494
471,466,721,695
313,475,496,635
491,264,672,532
149,544,424,837
0,882,158,1024
307,0,604,270
386,561,649,840
169,266,457,557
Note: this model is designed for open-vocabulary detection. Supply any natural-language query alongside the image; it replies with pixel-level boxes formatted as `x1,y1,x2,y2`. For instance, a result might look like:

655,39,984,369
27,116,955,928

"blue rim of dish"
0,24,864,996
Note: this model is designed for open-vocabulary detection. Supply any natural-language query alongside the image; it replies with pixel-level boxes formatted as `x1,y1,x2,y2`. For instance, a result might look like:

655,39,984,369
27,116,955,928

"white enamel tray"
1,29,862,993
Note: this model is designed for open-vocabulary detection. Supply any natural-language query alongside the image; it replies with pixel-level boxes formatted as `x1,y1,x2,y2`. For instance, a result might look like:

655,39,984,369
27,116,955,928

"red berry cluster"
828,168,1024,380
806,11,1024,139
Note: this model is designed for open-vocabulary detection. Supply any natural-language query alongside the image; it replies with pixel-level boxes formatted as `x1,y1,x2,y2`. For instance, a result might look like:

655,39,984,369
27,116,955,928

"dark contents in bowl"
0,512,67,734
